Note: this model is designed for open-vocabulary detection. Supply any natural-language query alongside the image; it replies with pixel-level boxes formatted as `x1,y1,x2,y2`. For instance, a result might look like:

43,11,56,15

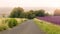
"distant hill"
0,7,13,17
54,9,60,16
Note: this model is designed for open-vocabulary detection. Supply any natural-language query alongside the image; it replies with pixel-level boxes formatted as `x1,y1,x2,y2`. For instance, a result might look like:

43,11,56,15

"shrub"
7,18,18,28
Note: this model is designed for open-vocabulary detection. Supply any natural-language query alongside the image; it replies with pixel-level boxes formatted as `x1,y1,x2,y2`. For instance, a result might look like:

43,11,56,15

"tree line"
9,7,50,19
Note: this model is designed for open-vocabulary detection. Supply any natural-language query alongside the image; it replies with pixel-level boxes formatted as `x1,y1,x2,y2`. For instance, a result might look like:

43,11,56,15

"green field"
34,18,60,34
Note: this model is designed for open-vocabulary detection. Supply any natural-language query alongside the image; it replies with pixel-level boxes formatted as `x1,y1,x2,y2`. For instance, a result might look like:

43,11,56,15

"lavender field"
37,16,60,25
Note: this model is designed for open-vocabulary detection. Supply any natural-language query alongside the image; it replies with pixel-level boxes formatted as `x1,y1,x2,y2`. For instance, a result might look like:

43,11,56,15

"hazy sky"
0,0,18,7
0,0,60,14
20,0,60,14
0,0,60,8
20,0,60,8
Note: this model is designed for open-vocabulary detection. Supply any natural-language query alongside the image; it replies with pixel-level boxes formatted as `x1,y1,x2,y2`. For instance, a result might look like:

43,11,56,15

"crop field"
37,16,60,25
34,18,60,34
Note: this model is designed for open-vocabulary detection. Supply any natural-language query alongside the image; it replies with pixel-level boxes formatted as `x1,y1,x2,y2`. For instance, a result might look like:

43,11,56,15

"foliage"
34,9,45,17
0,25,8,31
9,7,24,18
0,18,27,31
45,13,50,16
7,18,18,28
0,19,8,31
27,10,36,19
9,7,51,19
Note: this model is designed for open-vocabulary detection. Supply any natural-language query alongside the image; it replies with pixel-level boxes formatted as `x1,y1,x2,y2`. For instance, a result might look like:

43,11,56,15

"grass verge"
34,18,60,34
0,18,28,31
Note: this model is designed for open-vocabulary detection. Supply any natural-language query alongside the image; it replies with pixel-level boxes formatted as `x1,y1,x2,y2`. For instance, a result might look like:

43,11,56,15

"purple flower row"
37,16,60,25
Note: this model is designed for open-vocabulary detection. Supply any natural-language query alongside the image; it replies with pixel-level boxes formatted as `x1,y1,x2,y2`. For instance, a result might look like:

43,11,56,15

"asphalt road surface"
0,20,46,34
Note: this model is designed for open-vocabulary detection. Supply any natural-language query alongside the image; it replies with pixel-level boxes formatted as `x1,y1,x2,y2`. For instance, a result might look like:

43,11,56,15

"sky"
20,0,60,8
0,0,60,7
0,0,60,14
0,0,18,7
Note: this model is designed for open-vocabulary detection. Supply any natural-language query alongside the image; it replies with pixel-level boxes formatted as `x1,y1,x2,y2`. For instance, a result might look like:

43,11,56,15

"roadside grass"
34,18,60,34
15,18,28,24
0,18,28,31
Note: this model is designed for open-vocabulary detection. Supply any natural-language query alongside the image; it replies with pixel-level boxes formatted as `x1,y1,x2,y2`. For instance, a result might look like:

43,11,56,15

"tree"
35,9,45,17
27,10,36,19
9,7,24,18
19,12,26,18
45,12,50,16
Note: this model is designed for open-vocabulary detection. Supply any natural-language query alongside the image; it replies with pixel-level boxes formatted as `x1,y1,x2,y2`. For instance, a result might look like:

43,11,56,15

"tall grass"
0,18,27,31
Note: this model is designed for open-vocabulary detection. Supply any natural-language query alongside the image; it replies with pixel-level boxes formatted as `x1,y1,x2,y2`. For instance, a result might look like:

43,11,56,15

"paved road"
0,20,46,34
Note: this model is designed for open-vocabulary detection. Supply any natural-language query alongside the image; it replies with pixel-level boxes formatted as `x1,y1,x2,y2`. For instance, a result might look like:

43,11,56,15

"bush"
7,18,18,28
